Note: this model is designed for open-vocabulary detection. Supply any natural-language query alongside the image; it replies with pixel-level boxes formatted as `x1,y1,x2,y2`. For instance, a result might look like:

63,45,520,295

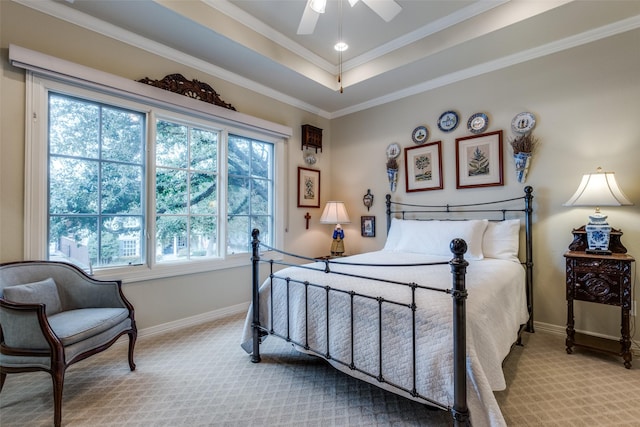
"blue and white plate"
411,125,429,144
467,113,488,134
511,112,536,134
437,111,459,132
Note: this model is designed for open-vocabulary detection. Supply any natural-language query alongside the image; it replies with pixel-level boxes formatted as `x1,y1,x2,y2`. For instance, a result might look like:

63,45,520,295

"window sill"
91,251,281,283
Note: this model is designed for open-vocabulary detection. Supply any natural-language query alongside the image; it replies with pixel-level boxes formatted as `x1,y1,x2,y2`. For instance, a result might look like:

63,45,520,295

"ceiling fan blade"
361,0,402,22
297,1,320,34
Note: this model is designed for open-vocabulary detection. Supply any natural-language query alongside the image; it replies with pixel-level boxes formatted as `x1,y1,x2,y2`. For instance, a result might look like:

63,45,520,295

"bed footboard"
250,229,471,426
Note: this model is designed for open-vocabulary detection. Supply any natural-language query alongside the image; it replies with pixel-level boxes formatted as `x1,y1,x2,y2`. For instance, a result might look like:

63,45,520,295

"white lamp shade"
563,169,632,207
320,201,351,224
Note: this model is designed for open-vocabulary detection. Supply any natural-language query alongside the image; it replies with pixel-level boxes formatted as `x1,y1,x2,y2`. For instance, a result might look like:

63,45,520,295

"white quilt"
242,250,528,426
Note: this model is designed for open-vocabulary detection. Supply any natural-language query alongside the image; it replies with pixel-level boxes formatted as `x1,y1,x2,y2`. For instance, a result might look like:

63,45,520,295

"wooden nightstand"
315,254,348,260
564,251,635,368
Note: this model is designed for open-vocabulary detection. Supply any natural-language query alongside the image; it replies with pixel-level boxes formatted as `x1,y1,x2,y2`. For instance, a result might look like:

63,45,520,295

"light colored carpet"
1,312,639,426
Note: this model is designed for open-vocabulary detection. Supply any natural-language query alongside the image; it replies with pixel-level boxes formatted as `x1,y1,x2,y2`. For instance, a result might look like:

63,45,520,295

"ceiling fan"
297,0,402,35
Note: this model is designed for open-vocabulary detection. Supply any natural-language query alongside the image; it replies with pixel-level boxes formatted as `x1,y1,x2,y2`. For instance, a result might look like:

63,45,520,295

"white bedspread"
241,250,528,426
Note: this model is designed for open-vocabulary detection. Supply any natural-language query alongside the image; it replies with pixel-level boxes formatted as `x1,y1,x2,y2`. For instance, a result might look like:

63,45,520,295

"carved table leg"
566,298,575,354
621,308,632,369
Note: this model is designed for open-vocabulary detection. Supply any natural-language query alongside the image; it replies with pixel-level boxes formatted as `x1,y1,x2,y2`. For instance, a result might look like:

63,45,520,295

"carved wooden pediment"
137,73,236,110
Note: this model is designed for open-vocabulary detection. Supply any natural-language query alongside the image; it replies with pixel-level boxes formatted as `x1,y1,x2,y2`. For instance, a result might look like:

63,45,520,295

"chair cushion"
3,278,63,315
47,308,130,346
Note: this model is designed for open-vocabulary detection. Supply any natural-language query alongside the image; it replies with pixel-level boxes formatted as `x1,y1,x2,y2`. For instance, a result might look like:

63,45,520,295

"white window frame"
14,45,290,282
150,110,225,264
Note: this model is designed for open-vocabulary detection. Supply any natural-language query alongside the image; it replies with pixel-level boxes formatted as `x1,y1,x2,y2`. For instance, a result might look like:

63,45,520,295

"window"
154,119,219,263
227,135,274,254
48,93,145,269
23,68,288,282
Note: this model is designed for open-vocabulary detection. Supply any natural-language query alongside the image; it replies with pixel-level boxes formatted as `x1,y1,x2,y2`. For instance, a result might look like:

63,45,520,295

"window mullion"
219,129,229,258
186,126,192,260
147,111,157,268
97,106,104,267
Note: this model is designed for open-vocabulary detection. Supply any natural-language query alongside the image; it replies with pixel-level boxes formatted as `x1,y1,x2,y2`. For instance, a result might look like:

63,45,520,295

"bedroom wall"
0,1,332,330
1,1,639,343
329,29,640,341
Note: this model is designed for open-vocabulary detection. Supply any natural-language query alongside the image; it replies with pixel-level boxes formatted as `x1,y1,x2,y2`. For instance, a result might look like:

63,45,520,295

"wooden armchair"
0,261,137,427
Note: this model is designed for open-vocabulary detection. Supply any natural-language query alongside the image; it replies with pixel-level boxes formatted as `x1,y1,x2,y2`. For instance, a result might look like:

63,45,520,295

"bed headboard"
385,186,534,332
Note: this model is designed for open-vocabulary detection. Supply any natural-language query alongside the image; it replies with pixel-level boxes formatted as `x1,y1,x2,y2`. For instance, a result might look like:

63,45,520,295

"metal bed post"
450,238,470,426
524,186,534,333
386,194,392,234
251,228,262,363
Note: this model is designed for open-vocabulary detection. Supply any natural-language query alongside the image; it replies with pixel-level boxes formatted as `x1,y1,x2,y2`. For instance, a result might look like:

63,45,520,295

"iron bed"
244,186,534,426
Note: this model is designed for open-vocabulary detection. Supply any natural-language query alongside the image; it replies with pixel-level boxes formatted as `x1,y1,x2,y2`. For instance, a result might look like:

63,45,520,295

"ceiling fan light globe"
334,42,348,52
309,0,326,13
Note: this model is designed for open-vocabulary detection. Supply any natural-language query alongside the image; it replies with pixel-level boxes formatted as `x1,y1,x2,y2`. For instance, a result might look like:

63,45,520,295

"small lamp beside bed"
320,201,351,257
564,167,633,254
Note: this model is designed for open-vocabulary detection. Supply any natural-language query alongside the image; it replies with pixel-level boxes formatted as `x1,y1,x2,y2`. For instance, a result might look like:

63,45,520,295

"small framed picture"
404,141,443,192
361,216,375,237
455,130,503,189
297,167,321,208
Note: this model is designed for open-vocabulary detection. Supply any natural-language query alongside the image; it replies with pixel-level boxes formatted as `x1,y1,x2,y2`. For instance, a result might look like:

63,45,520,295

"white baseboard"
533,320,640,357
132,302,250,340
531,320,565,336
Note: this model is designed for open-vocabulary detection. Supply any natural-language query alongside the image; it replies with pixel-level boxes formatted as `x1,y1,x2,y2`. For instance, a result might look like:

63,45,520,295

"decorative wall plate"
511,112,536,134
467,113,488,134
437,111,459,132
411,125,429,144
386,142,401,159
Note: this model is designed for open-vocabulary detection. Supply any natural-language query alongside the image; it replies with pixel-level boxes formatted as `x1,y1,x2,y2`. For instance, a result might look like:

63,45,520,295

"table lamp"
320,201,351,256
563,167,633,254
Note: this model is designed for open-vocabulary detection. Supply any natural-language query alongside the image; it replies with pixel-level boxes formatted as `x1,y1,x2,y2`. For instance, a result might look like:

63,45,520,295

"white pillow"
482,219,520,262
384,219,488,260
383,217,404,251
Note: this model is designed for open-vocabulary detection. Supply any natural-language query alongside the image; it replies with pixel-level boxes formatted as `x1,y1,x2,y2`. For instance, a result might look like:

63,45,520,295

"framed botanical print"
404,141,443,192
297,167,321,208
361,216,375,237
455,130,503,189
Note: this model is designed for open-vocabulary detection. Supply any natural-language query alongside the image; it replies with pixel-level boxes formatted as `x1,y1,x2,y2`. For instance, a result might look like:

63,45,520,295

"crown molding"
13,0,332,118
203,0,336,74
330,14,640,118
13,0,640,119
